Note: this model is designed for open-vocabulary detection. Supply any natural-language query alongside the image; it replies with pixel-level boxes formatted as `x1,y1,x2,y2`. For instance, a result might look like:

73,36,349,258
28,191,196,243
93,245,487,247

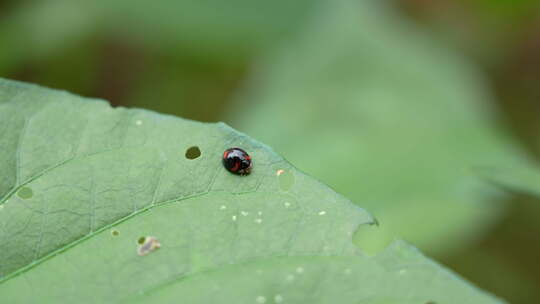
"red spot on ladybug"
222,148,252,175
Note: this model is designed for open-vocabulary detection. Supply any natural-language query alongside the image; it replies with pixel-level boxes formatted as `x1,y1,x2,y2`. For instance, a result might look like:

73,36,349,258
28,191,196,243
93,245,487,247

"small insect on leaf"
137,236,161,256
222,147,252,175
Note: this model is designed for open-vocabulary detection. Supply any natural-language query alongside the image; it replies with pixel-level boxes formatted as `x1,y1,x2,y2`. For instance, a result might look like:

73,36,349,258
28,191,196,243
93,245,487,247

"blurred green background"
1,0,540,303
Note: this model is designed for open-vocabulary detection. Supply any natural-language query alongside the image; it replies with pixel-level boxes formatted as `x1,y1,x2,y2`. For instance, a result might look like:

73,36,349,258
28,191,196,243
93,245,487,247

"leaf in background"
0,0,318,74
230,0,529,255
477,165,540,198
0,1,101,74
0,79,502,303
98,0,318,60
0,0,320,120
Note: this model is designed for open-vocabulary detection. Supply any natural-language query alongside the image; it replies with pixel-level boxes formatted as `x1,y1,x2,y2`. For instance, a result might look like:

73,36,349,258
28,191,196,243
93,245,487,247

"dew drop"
286,274,295,282
232,215,237,221
296,267,304,274
258,211,263,216
17,187,33,199
241,211,249,216
254,218,263,224
284,202,291,208
255,296,266,303
318,211,326,216
135,119,143,126
277,169,295,191
274,294,284,303
220,205,227,210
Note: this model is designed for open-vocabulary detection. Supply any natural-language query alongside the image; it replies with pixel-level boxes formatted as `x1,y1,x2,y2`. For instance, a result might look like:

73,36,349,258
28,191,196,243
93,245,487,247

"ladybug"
222,148,252,175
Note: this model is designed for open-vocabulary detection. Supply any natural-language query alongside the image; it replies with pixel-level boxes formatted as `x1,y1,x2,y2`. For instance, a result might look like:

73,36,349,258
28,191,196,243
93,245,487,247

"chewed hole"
111,230,120,236
185,146,201,159
17,187,33,199
137,236,146,245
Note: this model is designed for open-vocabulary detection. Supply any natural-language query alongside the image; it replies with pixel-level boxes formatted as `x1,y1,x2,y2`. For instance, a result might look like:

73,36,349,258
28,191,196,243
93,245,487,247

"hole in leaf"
111,230,120,236
185,146,201,159
352,223,385,256
17,187,33,199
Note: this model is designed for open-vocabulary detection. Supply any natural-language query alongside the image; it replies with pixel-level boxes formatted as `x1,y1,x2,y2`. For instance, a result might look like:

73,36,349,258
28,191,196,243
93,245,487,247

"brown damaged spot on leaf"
137,236,161,256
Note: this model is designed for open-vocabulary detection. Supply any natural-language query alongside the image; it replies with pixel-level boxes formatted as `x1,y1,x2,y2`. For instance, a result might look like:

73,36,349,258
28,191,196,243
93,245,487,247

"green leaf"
0,0,318,74
476,165,540,198
0,78,501,303
0,1,101,73
127,241,502,304
0,77,372,276
98,0,317,58
231,0,528,255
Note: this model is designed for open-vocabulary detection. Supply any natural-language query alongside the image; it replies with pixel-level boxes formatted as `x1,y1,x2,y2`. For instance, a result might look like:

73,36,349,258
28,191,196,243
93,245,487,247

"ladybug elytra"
222,148,252,175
